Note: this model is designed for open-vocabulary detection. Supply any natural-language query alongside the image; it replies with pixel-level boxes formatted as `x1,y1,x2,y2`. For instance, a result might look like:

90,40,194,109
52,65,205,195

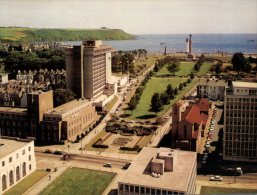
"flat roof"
233,81,257,89
0,138,31,159
199,78,227,87
45,98,90,116
0,107,27,114
119,147,196,192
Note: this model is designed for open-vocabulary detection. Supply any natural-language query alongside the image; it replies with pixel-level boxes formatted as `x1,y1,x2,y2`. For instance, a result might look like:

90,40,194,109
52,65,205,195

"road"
197,173,257,184
36,151,130,170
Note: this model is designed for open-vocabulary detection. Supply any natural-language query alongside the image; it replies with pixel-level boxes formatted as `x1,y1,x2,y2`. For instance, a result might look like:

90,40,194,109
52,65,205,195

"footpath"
24,165,68,195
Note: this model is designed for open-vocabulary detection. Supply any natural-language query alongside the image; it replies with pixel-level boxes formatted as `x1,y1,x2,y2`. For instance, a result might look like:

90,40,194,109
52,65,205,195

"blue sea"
67,34,257,54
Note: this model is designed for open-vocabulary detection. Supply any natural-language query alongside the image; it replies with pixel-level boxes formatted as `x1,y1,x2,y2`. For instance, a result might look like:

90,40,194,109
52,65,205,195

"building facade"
0,138,36,193
224,81,257,162
118,147,197,195
65,40,113,99
197,78,227,100
41,99,98,143
0,90,98,144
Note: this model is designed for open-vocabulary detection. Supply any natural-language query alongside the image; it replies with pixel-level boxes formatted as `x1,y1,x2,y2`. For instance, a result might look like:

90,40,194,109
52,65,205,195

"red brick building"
172,99,210,151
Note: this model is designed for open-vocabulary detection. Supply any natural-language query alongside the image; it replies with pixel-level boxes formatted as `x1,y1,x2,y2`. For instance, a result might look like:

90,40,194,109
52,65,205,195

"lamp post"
233,138,239,183
233,154,237,183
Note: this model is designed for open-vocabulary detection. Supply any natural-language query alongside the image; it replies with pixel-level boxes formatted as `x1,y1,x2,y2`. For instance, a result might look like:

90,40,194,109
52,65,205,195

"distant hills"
0,27,135,42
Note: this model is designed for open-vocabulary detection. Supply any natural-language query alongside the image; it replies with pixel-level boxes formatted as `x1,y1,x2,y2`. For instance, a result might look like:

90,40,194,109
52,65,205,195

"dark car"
122,163,131,170
53,150,63,155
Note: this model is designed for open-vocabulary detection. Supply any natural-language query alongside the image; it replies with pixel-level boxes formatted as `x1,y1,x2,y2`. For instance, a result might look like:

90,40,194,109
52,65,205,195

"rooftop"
45,98,90,116
118,147,196,192
199,78,227,87
232,81,257,89
0,106,27,114
0,138,32,159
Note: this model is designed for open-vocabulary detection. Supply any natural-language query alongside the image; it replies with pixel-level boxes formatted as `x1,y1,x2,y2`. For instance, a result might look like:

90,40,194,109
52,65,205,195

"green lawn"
156,61,212,76
130,77,198,119
200,186,257,194
4,170,48,195
40,167,115,195
85,130,108,152
197,62,212,75
105,95,118,111
156,61,195,76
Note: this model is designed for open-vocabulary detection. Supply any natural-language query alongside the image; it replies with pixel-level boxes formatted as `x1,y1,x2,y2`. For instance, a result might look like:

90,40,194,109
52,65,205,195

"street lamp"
81,139,83,155
233,138,239,183
233,154,237,183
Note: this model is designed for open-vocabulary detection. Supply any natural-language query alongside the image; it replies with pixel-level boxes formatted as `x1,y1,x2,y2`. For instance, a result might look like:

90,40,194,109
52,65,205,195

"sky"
0,0,257,34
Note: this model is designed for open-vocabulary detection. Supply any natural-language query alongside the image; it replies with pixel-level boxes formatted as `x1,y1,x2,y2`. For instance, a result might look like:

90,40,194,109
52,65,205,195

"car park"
103,163,112,168
209,175,223,181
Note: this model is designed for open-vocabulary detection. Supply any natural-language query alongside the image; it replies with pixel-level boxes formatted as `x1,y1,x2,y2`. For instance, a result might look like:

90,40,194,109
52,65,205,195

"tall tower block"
189,34,192,54
65,40,113,99
186,38,189,53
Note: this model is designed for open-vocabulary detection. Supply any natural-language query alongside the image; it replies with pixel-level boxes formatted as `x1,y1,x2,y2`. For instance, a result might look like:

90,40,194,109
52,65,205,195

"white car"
206,143,210,148
209,175,223,181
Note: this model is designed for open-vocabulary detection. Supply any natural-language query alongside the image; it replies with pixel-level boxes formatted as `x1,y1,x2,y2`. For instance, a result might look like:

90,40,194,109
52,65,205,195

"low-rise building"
0,90,98,144
0,138,36,193
41,99,98,143
197,78,227,100
118,147,197,195
172,99,210,151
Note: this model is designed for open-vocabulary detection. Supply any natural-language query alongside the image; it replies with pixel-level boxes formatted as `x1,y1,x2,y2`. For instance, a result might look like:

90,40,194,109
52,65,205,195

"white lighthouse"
186,38,189,53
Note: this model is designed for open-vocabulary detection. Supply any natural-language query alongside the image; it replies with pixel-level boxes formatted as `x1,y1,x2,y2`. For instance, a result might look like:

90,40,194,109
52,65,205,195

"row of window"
2,146,31,167
224,149,257,157
119,184,185,195
227,98,257,102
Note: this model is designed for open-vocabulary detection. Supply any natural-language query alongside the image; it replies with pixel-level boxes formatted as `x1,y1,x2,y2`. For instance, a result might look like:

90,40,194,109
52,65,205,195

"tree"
179,83,183,90
215,61,222,74
160,92,170,105
189,72,195,79
111,54,121,72
194,61,201,72
150,93,163,115
166,84,174,98
53,89,76,107
174,87,178,95
231,52,247,74
128,96,137,114
167,60,180,76
244,63,252,74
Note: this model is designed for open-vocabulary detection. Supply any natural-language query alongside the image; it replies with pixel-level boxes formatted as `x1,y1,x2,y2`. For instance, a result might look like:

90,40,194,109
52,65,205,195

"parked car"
103,163,112,168
203,153,208,158
209,175,223,181
122,162,131,170
205,143,210,148
44,149,53,154
202,160,207,164
53,150,63,155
